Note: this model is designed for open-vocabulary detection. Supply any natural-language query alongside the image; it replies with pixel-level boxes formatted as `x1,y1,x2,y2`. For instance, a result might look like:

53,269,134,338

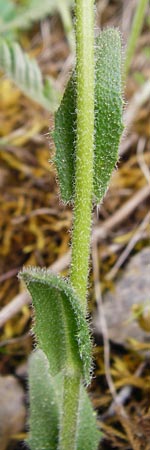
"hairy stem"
70,0,95,312
59,374,81,450
59,1,95,449
124,0,149,79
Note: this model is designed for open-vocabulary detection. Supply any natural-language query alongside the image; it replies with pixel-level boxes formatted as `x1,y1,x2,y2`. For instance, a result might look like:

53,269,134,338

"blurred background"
0,1,150,449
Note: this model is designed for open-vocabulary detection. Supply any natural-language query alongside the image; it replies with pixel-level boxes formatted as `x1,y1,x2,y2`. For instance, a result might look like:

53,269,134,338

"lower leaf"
28,349,101,450
28,349,60,450
19,267,92,384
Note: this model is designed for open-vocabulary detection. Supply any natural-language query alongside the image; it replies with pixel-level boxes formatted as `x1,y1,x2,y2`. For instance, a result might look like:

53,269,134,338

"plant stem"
59,374,81,450
70,0,95,312
124,0,149,79
59,1,95,449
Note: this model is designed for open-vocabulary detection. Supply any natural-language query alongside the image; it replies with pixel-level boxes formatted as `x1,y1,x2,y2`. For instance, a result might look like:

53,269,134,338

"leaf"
54,74,76,202
54,28,123,204
0,0,16,23
94,28,123,201
0,0,74,33
20,268,92,384
0,39,58,111
28,349,60,450
77,386,102,450
0,0,17,39
28,349,101,450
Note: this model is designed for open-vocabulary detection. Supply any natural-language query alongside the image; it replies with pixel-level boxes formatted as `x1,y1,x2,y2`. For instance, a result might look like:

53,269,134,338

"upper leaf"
0,0,74,33
0,0,17,39
0,0,16,24
20,268,92,384
54,74,76,202
0,39,58,111
53,28,123,204
94,28,123,201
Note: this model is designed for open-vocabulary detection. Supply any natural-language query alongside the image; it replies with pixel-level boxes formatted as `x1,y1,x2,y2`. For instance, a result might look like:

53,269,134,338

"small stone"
0,375,26,450
94,248,150,344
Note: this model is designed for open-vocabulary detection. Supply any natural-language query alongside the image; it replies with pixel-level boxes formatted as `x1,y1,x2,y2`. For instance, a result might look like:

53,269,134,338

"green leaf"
77,386,102,450
54,28,123,204
0,0,16,23
20,268,92,384
28,349,101,450
54,74,76,202
0,39,58,111
0,0,74,33
0,0,17,39
28,349,60,450
94,28,123,202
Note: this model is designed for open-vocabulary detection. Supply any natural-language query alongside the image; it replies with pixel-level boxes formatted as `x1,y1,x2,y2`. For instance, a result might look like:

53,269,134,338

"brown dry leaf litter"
0,1,150,449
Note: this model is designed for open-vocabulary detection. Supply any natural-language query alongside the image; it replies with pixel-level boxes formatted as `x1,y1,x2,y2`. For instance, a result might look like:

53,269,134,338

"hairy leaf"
94,28,123,201
54,74,76,202
54,28,123,204
28,349,101,450
77,385,102,450
28,349,60,450
0,39,58,111
20,268,92,384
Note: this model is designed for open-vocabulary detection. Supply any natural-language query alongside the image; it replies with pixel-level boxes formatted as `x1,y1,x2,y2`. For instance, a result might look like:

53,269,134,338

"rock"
94,248,150,344
0,375,26,450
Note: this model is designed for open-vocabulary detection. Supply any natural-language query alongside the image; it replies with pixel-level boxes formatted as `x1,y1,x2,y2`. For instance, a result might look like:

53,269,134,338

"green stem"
70,0,95,312
124,0,149,79
59,374,81,450
59,1,95,449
